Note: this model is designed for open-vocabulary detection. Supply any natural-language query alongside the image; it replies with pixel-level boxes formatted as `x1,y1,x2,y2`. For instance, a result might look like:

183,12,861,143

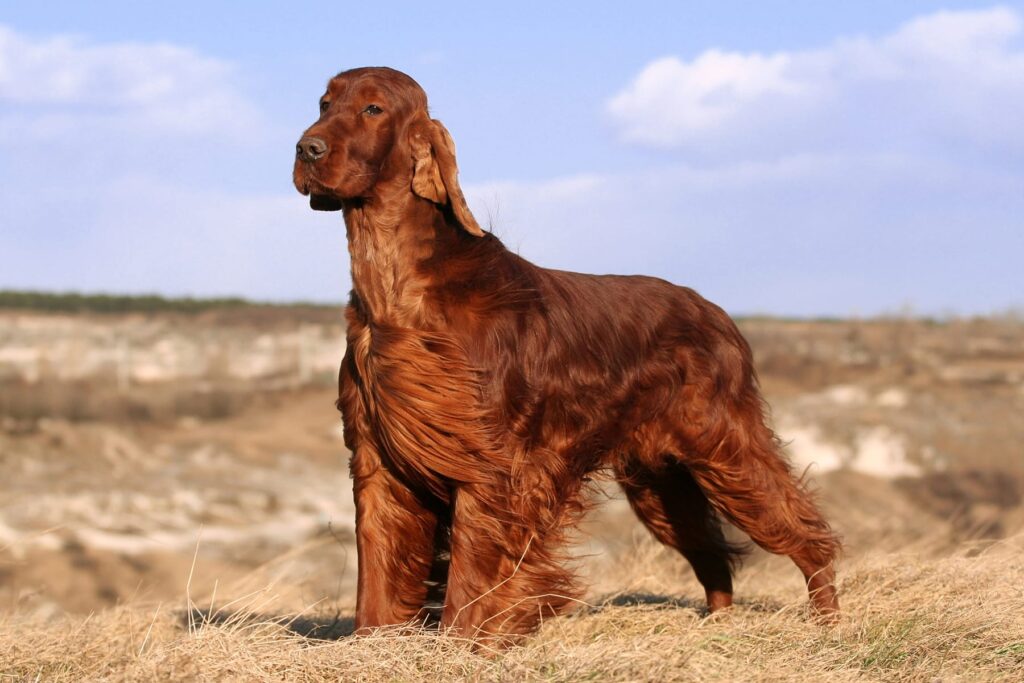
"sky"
1,1,1022,317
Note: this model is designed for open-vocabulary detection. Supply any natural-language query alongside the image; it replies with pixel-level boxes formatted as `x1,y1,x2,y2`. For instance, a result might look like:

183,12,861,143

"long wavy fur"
295,67,841,646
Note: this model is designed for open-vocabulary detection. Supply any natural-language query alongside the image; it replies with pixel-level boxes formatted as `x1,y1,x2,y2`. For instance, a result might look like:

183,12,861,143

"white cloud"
607,7,1024,158
883,7,1021,60
608,52,803,146
0,24,261,140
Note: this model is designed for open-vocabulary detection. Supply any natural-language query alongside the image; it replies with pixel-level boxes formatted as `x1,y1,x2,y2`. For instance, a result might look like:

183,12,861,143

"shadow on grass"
181,593,786,641
182,607,356,641
586,592,787,617
592,592,707,612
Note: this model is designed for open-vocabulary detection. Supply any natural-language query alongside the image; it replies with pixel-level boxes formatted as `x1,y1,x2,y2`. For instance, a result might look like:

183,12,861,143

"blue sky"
2,1,1022,316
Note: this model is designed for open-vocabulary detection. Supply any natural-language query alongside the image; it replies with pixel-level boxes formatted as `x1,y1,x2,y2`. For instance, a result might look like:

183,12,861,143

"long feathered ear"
409,115,484,237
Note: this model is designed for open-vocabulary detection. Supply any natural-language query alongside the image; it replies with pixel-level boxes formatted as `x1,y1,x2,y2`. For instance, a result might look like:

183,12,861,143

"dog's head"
293,66,481,236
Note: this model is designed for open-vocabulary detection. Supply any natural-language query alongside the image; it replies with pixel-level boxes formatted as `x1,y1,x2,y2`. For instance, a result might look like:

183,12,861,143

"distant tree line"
0,290,335,314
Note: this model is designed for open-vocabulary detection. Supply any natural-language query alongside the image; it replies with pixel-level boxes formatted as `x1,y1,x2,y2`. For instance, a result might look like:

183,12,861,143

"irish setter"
293,67,840,643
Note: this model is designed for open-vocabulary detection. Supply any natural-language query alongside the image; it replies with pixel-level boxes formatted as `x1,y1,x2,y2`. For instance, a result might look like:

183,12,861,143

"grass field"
3,537,1022,681
2,299,1023,680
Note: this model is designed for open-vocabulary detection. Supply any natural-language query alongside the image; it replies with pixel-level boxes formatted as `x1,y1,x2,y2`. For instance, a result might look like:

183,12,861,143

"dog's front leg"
440,483,576,646
340,341,442,632
351,444,440,633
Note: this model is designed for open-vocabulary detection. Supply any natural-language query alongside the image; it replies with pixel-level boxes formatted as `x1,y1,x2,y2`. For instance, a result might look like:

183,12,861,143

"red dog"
293,67,839,642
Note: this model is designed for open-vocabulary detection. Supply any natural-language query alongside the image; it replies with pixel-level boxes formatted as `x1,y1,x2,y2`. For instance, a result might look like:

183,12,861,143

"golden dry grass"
3,537,1022,682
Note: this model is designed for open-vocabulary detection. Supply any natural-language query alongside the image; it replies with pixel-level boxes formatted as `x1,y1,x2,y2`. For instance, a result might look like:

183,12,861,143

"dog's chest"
349,321,507,492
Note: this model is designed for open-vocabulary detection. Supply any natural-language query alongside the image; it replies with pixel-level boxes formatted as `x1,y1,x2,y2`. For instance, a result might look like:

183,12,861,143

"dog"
293,66,840,642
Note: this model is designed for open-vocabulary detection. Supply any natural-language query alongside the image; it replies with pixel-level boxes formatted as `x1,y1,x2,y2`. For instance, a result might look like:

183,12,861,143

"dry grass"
3,537,1021,682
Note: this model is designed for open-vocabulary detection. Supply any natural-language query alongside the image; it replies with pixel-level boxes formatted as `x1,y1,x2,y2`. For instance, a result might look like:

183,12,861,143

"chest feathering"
350,322,512,492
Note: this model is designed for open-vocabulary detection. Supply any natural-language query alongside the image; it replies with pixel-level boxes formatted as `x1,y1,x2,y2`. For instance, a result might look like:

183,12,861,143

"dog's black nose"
296,136,328,161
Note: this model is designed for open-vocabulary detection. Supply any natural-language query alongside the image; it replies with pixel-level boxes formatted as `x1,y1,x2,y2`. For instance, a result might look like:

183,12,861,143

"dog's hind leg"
614,456,742,612
675,406,841,618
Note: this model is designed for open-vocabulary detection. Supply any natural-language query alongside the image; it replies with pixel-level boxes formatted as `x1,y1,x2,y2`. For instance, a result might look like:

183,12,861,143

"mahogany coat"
293,67,840,642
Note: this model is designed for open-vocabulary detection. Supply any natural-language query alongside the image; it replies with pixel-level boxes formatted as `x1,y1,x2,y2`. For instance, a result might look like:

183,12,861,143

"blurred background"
1,1,1022,620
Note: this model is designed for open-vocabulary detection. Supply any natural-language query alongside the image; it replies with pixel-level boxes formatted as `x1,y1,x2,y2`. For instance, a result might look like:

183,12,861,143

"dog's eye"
320,100,330,113
363,104,383,116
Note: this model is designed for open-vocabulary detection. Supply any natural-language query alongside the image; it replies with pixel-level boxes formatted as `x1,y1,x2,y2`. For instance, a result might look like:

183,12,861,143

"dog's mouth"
310,193,343,211
295,174,343,212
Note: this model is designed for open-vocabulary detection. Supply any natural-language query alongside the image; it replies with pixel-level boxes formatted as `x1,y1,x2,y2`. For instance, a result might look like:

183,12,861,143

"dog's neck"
342,186,451,328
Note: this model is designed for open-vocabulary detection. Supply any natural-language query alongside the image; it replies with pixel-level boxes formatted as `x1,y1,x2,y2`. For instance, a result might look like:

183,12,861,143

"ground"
1,307,1022,680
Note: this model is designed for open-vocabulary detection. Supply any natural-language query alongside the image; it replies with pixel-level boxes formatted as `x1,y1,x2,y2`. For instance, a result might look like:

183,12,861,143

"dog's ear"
310,194,343,211
409,115,483,237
